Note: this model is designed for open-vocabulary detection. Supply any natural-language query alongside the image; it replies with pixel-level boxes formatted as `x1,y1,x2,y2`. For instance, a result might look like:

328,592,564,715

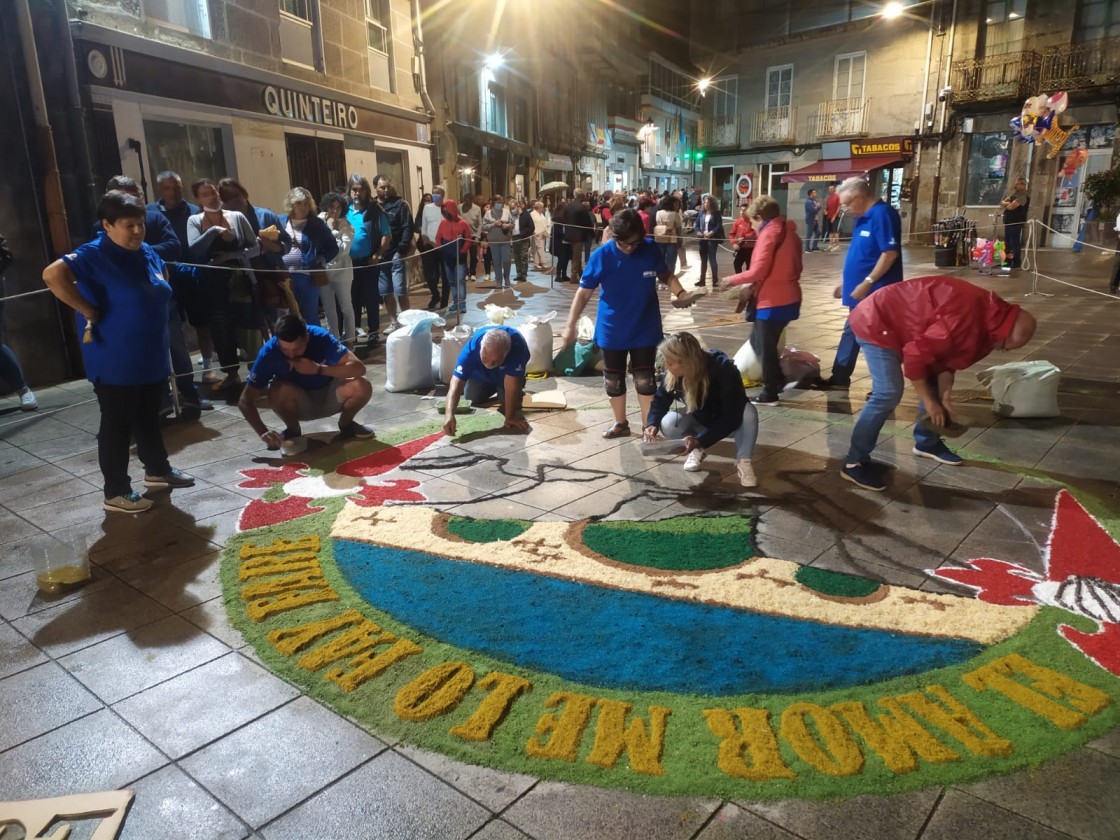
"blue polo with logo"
578,238,667,349
246,325,348,391
841,200,903,308
61,234,172,385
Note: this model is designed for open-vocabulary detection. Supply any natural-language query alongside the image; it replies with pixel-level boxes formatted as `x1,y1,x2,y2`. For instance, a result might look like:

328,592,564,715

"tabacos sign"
850,137,914,157
263,84,359,130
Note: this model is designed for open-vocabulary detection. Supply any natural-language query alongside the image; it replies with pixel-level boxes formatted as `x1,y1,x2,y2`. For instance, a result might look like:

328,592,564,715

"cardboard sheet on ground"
522,391,567,410
636,439,688,457
434,399,473,413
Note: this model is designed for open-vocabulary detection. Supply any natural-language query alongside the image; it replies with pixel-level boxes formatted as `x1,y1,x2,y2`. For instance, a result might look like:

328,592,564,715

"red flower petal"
932,559,1040,606
1059,621,1120,677
1046,489,1120,585
238,462,310,489
238,496,325,531
349,480,427,507
336,432,445,478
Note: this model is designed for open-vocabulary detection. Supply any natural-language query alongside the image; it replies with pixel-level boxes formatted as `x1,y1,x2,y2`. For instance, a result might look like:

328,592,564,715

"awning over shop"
780,155,905,184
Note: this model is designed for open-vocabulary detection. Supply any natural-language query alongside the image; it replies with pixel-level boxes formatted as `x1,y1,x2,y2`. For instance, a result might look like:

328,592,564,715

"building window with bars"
144,0,211,38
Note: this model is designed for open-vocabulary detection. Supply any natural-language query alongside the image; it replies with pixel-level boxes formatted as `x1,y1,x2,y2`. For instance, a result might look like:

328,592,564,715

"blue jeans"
167,301,200,403
440,252,467,312
290,272,321,327
489,242,512,286
804,220,820,251
660,404,758,460
659,243,679,273
846,341,939,464
377,252,407,296
830,314,859,386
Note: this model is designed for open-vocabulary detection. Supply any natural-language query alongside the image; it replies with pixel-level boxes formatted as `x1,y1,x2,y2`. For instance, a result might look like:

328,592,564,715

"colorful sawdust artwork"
221,419,1120,799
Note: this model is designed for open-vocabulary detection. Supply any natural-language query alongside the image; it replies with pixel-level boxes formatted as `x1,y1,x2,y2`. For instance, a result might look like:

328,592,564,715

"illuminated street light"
697,77,712,96
882,1,905,18
484,52,504,71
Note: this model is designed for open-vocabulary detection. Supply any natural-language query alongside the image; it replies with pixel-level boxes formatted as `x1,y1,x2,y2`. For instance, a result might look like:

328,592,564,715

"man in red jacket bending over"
841,275,1037,492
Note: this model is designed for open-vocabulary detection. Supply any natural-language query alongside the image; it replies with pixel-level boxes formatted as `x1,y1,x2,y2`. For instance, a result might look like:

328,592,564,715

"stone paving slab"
1,247,1118,838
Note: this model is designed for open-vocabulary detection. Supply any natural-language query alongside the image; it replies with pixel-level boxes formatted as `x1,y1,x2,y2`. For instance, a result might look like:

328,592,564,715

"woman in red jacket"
722,195,803,406
435,199,473,317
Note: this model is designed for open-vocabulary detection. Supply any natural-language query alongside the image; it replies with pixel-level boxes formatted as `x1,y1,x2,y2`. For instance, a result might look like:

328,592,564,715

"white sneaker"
737,458,757,488
683,449,706,472
281,436,309,457
382,321,400,335
18,388,38,411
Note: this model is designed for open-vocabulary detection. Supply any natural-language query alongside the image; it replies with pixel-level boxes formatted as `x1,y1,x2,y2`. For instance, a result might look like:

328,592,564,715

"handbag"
653,224,672,244
311,269,330,287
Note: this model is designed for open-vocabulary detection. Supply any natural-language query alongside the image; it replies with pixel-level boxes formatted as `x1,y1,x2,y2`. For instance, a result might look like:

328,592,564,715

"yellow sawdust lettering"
297,620,398,671
394,662,476,722
326,638,423,693
702,708,796,781
245,587,340,622
241,567,327,600
831,700,960,773
780,702,864,777
239,535,320,565
525,692,597,762
267,610,367,656
963,653,1112,731
894,685,1013,756
239,551,319,580
586,699,670,776
450,672,532,742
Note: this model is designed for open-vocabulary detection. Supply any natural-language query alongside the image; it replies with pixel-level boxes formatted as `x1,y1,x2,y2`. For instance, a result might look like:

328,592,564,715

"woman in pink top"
723,195,803,406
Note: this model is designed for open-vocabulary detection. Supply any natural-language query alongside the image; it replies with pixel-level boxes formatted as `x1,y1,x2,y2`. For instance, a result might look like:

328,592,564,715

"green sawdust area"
795,566,882,598
223,504,1120,801
581,516,756,571
447,517,531,543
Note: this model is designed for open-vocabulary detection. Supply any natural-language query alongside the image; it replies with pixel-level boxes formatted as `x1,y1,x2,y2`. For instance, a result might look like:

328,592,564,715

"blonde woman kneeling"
643,332,759,488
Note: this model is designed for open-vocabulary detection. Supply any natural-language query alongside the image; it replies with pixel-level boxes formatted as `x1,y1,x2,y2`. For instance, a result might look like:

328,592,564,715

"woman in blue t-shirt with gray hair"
560,209,691,440
42,191,195,513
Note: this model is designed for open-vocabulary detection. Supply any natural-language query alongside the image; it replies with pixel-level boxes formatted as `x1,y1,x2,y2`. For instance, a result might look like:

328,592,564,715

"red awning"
780,155,905,184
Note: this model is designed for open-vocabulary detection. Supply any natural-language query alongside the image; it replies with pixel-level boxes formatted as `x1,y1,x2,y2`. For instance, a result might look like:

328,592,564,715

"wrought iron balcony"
951,51,1040,104
814,97,869,140
1041,38,1120,90
750,106,797,146
699,115,741,149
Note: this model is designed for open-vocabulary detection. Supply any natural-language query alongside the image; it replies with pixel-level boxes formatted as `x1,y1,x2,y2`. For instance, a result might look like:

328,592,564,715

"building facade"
689,0,1120,246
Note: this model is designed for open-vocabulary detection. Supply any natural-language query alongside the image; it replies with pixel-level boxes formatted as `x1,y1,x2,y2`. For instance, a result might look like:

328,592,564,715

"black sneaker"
143,468,196,489
753,391,781,406
841,463,886,492
180,402,202,421
336,422,376,441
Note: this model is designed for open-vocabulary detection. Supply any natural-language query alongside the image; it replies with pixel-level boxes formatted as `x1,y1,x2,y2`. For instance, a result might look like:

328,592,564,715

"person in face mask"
483,195,513,288
418,186,446,309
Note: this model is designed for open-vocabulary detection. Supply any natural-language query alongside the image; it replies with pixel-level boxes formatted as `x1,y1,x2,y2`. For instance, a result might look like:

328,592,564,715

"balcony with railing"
951,51,1041,104
814,97,869,140
750,106,797,146
699,115,741,150
1041,37,1120,90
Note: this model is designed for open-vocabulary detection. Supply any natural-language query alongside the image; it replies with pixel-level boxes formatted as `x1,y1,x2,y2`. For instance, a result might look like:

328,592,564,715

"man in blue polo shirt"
238,313,374,456
818,176,903,389
442,326,530,436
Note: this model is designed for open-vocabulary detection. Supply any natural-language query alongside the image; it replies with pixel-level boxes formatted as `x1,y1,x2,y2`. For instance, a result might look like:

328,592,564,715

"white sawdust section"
331,504,1036,645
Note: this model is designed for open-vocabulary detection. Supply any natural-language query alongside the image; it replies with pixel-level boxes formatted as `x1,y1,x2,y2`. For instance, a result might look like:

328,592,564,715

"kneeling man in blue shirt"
239,314,373,456
442,326,530,436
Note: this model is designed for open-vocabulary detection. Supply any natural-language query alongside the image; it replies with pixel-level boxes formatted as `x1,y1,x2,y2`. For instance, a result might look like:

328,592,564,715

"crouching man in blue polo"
238,313,373,456
442,326,530,436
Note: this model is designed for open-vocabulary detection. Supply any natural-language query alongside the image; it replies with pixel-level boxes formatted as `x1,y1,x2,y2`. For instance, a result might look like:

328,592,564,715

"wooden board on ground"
522,391,568,410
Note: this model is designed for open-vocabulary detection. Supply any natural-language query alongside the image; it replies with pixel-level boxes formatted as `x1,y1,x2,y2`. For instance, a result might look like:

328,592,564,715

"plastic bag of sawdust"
485,304,515,324
733,339,762,383
386,310,444,392
976,360,1061,418
519,310,557,375
438,324,474,384
553,316,600,376
780,345,821,391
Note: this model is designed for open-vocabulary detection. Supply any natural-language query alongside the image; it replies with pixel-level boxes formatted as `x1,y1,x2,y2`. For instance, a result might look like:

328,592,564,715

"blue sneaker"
912,442,964,465
840,463,886,492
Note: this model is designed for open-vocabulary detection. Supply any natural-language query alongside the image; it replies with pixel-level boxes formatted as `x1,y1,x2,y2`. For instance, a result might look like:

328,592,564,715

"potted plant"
1081,166,1120,239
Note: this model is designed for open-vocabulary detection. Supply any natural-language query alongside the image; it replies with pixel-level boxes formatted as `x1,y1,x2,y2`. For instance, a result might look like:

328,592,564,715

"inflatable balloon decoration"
1010,92,1078,159
1058,146,1089,204
971,238,1007,274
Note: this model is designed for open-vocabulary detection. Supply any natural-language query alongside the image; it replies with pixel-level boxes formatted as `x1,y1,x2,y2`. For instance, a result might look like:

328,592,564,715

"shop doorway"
1051,146,1111,249
286,134,346,202
710,165,734,216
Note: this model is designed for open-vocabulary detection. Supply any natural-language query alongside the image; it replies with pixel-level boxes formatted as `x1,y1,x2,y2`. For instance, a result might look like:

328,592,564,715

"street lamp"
484,52,504,72
697,77,712,97
882,1,905,19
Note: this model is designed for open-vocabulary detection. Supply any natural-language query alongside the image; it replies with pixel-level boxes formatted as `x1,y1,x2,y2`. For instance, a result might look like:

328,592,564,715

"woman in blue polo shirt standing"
560,209,690,439
42,191,194,513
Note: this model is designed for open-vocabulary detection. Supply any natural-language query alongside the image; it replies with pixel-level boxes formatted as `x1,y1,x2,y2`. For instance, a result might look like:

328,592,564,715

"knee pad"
603,369,627,398
632,369,656,396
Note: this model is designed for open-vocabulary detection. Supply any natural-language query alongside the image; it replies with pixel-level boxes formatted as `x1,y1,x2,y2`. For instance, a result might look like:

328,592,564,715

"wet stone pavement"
1,243,1118,839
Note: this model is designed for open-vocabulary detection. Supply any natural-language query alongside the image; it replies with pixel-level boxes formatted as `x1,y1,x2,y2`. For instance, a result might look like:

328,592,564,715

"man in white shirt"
529,201,551,271
419,185,446,309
